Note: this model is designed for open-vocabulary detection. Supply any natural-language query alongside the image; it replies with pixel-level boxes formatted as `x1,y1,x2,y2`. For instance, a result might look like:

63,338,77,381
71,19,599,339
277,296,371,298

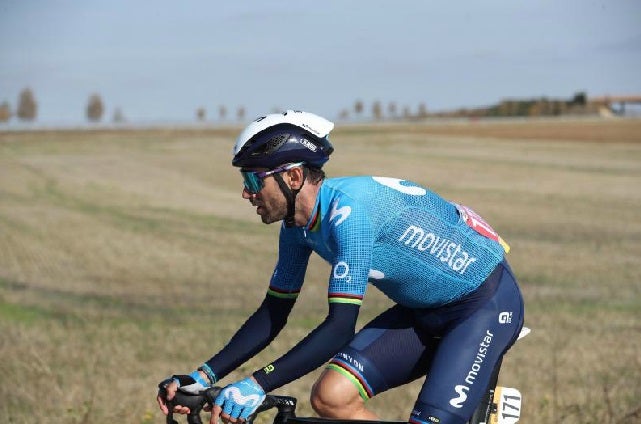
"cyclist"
158,110,525,424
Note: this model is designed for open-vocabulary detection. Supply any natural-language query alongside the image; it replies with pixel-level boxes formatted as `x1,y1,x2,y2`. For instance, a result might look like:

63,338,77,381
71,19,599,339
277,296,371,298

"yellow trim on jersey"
498,236,510,253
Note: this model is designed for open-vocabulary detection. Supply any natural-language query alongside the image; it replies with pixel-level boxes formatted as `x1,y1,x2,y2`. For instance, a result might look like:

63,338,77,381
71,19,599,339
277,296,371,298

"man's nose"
242,187,255,199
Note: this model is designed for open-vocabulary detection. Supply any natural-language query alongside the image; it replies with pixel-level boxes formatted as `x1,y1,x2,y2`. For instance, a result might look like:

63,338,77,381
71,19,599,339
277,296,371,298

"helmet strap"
273,167,307,227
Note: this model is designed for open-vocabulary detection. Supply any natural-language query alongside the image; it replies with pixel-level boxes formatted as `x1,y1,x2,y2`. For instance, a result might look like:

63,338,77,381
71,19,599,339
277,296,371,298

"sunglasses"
241,162,304,194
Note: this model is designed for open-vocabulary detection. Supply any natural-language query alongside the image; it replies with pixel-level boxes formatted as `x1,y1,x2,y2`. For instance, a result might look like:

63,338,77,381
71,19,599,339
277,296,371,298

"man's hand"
211,377,265,423
157,371,210,416
157,377,181,415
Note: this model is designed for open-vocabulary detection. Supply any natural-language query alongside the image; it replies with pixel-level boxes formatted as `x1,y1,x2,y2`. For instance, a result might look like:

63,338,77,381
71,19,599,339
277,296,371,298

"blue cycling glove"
159,364,218,396
214,378,266,420
174,370,210,394
159,369,211,396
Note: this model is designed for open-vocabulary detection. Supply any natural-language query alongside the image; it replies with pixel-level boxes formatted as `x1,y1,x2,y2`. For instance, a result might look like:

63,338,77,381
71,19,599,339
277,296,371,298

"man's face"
241,168,288,224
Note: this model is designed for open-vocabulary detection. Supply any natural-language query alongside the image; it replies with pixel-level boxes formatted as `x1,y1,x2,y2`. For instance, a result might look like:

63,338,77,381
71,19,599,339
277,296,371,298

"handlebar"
165,387,297,424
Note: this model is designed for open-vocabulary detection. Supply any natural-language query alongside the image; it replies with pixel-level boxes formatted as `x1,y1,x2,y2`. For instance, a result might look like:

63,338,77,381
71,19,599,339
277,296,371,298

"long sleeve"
252,302,360,391
204,294,296,380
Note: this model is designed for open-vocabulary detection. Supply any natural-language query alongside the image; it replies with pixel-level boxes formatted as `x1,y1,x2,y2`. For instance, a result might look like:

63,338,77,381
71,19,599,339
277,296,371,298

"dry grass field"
1,117,640,423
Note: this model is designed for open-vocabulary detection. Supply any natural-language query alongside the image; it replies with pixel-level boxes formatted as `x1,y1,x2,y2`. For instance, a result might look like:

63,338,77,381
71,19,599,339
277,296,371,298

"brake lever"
166,389,215,424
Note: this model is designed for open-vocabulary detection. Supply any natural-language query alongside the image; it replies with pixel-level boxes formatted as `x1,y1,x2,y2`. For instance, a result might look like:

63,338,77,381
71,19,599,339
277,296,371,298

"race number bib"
455,204,510,253
490,387,523,424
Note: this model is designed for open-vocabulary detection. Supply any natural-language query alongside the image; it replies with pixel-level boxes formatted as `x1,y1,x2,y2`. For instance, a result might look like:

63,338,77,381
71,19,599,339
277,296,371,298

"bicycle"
165,327,530,424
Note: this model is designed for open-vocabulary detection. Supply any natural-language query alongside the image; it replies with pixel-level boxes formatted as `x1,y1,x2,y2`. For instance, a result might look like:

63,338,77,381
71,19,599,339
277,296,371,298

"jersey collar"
305,190,322,232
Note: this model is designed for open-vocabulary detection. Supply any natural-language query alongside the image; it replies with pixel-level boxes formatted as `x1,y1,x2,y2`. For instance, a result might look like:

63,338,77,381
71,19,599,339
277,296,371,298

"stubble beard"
258,196,288,225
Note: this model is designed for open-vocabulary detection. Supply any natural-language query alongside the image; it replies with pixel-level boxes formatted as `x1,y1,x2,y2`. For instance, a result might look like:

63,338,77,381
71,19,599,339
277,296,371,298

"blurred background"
1,2,641,424
1,0,640,127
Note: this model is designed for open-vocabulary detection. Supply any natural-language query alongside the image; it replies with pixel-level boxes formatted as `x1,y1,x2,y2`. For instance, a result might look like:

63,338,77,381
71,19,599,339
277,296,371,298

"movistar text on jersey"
398,225,477,275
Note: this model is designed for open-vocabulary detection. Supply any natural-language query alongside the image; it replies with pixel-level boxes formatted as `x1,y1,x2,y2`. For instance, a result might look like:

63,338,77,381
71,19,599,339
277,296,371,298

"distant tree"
497,100,508,116
218,105,227,121
196,107,206,121
417,103,428,118
571,91,587,106
86,93,104,122
387,102,398,119
498,100,518,116
354,100,364,118
17,87,37,121
549,100,564,116
112,107,125,123
236,106,246,122
557,101,568,116
528,102,542,117
372,101,383,121
402,106,412,120
0,101,10,123
338,109,349,121
538,98,550,116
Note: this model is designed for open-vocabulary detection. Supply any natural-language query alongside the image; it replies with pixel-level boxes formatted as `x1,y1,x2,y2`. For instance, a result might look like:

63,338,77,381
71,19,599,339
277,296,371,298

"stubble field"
1,118,640,423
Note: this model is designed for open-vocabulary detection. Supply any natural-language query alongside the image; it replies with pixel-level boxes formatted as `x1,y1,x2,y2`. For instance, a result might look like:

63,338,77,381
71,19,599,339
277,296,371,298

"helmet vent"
253,133,290,156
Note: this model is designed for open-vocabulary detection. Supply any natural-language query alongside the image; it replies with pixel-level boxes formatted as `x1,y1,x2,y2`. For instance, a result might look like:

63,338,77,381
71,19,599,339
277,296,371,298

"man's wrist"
252,368,272,393
188,370,210,388
198,363,218,385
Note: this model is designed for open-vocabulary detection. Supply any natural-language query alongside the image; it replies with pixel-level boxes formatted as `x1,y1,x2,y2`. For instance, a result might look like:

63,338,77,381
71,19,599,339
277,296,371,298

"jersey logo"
330,199,351,226
398,225,477,275
223,387,263,407
373,177,427,196
449,385,469,408
333,261,350,280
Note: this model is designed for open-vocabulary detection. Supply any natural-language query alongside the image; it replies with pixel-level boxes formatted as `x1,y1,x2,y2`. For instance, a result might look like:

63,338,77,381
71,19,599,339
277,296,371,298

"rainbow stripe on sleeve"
328,292,363,306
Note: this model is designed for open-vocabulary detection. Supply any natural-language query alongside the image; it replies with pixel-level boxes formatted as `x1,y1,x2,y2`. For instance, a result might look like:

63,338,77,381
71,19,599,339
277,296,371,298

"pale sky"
1,0,640,124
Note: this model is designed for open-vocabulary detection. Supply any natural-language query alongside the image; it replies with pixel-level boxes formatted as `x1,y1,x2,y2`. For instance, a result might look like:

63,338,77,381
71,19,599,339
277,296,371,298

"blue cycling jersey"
268,176,507,308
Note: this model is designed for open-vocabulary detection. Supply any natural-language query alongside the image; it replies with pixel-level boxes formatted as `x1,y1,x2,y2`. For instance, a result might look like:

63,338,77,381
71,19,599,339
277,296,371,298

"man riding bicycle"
158,110,525,424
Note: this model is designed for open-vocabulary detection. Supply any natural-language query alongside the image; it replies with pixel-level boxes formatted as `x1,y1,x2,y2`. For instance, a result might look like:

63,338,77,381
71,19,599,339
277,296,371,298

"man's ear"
286,166,305,190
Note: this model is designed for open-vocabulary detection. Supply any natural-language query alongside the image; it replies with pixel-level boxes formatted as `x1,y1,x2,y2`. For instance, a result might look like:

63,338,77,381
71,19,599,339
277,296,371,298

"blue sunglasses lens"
241,171,263,193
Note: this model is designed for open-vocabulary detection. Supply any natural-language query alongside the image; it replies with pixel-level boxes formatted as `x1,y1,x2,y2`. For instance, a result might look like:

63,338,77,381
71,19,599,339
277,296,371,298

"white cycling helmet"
232,110,335,169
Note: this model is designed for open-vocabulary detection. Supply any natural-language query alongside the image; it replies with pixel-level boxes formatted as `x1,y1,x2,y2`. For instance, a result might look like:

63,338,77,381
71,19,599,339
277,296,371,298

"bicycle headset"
232,110,335,227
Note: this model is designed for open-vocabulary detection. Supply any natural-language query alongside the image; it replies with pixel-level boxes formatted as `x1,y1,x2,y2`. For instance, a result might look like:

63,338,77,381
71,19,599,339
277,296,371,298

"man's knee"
310,369,366,418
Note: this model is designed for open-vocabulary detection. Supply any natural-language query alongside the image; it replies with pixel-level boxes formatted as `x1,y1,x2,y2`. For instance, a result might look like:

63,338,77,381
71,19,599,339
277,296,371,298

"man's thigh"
412,268,524,422
326,305,438,400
